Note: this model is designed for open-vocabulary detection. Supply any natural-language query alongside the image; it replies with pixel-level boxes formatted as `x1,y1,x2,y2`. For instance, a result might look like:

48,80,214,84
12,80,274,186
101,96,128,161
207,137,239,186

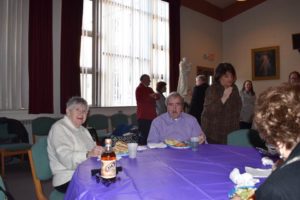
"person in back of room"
135,74,159,145
148,92,206,144
239,80,256,129
233,84,300,200
201,63,241,144
47,97,103,193
155,81,167,116
189,75,209,125
288,71,300,85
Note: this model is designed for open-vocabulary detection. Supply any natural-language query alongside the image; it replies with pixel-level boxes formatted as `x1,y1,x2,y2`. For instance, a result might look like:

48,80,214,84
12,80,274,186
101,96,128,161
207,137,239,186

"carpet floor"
2,160,53,200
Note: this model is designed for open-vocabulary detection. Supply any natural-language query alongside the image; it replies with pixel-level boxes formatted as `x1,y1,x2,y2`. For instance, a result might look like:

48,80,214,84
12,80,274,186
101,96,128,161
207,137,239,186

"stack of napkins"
245,166,272,178
261,157,274,166
137,145,148,151
229,168,260,187
147,142,167,149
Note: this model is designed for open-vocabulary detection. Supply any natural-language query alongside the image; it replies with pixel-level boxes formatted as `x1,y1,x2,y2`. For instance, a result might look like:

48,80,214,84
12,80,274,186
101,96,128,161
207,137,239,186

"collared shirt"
47,116,95,187
147,112,205,143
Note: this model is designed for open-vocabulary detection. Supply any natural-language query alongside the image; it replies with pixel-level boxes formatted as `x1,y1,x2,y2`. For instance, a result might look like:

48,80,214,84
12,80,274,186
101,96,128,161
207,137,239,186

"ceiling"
181,0,266,22
204,0,238,9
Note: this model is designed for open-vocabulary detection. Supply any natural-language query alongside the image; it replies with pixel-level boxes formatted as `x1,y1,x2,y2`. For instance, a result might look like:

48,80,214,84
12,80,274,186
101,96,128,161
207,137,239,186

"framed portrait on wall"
251,46,280,80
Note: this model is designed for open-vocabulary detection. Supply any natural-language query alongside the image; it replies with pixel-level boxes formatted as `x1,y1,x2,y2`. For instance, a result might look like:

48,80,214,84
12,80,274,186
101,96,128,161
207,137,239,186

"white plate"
166,143,191,149
116,152,129,157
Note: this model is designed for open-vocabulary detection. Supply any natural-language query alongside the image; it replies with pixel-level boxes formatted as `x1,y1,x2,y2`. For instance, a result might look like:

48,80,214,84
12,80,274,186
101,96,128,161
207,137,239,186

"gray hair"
196,75,207,82
165,92,184,105
66,96,89,110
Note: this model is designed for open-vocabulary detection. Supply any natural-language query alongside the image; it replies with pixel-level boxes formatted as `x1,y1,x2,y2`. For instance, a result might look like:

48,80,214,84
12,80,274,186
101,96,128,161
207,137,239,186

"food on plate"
230,187,256,200
164,139,188,147
113,141,128,154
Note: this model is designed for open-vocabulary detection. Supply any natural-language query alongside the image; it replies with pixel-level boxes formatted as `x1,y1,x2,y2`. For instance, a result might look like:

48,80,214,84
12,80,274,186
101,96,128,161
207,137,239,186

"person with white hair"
148,92,206,144
48,96,103,193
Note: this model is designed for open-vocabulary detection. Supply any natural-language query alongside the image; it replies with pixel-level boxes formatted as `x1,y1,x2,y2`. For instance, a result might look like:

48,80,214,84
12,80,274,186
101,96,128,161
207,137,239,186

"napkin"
137,145,148,151
261,157,274,166
229,168,260,187
147,142,167,149
245,166,272,178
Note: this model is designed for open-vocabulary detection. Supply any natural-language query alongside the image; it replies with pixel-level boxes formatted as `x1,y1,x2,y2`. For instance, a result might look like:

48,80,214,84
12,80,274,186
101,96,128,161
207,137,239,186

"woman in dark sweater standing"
201,63,241,144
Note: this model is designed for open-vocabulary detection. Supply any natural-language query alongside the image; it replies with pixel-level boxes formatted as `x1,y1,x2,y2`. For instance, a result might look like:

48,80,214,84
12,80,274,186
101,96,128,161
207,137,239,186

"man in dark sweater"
188,75,208,125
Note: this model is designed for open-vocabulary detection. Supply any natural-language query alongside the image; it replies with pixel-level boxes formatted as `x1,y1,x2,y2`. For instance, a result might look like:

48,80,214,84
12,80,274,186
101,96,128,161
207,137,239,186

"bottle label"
101,160,116,179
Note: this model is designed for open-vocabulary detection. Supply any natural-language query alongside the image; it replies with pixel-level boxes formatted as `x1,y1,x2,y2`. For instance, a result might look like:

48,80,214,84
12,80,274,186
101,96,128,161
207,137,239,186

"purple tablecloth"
65,144,267,200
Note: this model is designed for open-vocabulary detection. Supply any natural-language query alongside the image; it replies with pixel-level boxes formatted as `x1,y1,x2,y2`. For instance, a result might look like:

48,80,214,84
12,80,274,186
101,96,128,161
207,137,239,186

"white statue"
177,57,192,97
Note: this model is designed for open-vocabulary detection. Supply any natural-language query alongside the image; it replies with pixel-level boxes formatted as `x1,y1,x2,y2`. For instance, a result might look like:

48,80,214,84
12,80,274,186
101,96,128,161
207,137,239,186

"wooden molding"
181,0,267,22
181,0,222,21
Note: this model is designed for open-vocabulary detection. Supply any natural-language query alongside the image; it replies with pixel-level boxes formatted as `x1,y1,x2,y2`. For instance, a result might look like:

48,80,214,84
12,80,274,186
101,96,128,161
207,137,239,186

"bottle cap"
104,138,112,145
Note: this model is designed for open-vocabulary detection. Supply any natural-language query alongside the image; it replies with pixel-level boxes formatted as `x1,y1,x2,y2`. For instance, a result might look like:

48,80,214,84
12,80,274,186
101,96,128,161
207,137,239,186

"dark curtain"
28,0,53,114
162,0,181,92
60,0,83,114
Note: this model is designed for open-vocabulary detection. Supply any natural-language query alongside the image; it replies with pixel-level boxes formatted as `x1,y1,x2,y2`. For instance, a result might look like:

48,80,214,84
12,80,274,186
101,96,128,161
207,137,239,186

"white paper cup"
190,137,200,151
128,143,138,158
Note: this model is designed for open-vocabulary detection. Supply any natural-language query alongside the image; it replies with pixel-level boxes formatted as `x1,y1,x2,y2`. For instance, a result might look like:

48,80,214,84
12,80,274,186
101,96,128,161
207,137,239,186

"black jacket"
256,143,300,200
188,83,209,125
0,117,29,143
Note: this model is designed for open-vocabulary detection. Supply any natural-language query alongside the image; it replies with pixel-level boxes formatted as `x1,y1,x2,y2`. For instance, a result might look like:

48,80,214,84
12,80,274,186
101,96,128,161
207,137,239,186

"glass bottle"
101,138,116,181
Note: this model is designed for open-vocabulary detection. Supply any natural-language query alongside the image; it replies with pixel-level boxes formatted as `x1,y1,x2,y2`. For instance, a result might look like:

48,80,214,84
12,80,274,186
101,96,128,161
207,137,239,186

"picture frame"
251,46,280,80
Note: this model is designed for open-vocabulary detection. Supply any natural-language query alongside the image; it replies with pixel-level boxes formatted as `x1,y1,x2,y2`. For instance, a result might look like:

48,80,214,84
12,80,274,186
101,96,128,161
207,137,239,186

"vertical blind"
80,0,169,107
0,0,29,110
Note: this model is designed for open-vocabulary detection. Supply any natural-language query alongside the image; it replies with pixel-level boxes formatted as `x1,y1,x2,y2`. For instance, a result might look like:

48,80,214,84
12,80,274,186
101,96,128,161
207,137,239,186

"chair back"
86,114,109,132
227,129,253,147
0,175,6,200
30,137,52,180
32,117,56,143
111,112,129,130
130,113,137,126
29,137,64,200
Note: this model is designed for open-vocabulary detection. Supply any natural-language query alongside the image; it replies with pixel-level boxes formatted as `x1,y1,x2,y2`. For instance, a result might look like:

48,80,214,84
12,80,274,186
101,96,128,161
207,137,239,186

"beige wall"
180,6,222,98
3,0,300,120
223,0,300,95
181,0,300,96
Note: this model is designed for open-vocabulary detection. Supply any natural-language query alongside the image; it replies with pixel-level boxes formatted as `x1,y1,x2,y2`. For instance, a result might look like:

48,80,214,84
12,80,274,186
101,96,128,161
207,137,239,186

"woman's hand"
221,86,233,103
87,146,104,158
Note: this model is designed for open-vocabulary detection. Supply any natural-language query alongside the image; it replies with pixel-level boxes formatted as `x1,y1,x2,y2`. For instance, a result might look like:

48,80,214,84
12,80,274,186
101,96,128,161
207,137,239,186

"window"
0,0,29,110
80,0,169,107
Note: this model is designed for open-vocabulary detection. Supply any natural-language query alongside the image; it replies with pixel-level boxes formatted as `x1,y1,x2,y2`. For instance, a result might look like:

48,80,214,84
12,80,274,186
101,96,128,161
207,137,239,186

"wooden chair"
86,114,111,140
130,113,138,127
0,143,31,176
0,176,5,200
0,122,31,176
227,129,265,148
32,117,56,143
111,112,129,130
28,137,64,200
227,129,253,147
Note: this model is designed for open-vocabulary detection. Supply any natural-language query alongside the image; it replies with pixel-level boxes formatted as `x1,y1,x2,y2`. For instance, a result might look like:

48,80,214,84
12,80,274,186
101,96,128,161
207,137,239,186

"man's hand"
150,93,160,100
199,134,206,144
